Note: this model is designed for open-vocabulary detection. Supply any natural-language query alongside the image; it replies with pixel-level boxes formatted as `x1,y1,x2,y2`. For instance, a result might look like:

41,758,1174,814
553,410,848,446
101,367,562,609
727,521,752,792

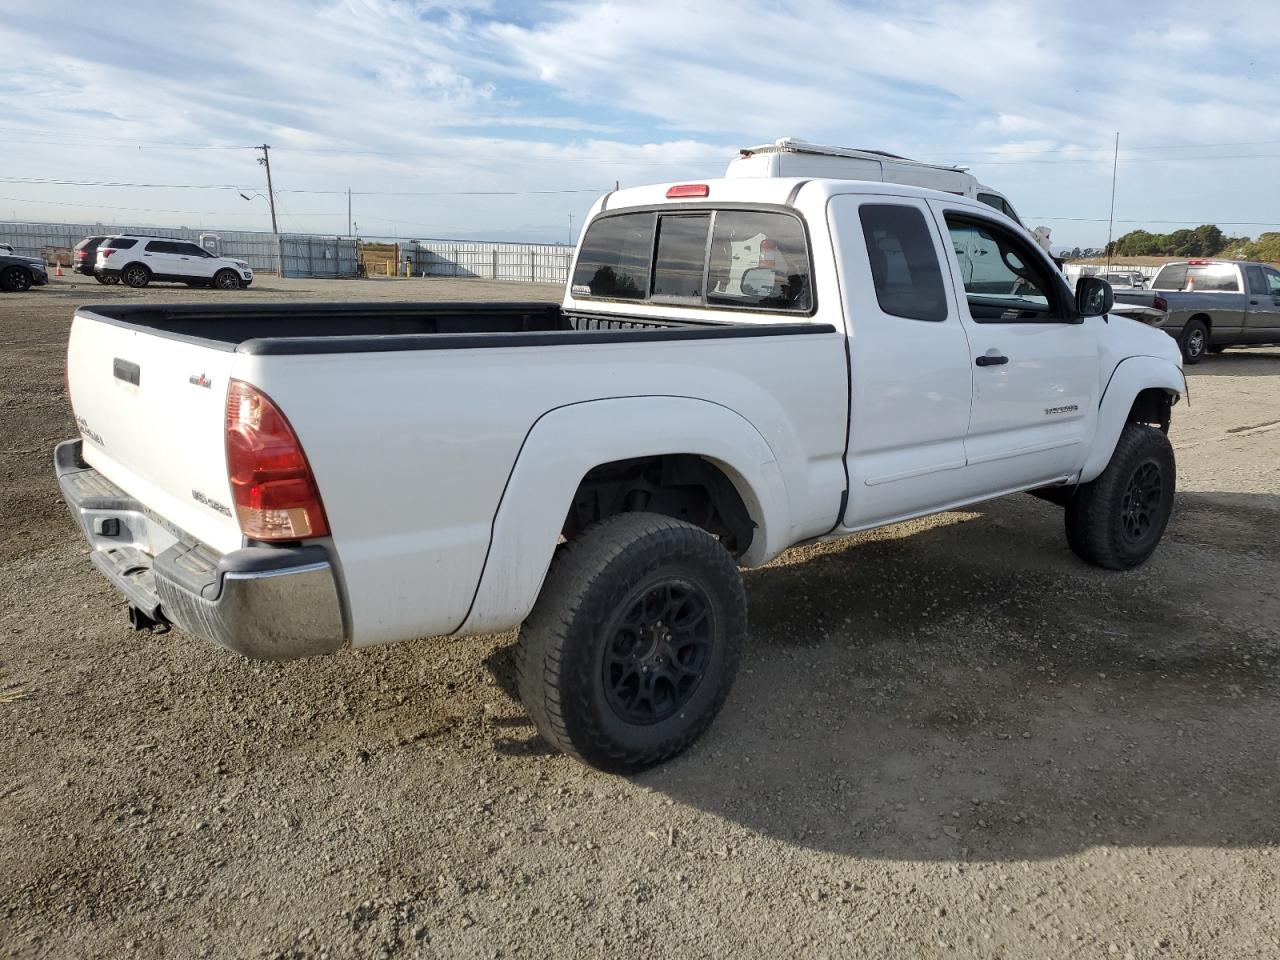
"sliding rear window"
571,208,811,313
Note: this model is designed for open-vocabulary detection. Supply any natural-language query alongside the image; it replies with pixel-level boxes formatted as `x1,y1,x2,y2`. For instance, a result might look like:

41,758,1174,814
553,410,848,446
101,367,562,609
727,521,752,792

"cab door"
1244,264,1280,342
928,202,1100,489
828,195,975,529
177,242,218,281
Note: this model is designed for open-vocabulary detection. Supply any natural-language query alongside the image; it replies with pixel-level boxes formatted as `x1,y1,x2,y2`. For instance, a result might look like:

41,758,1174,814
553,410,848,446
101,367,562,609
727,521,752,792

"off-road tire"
213,269,241,290
1179,318,1209,364
121,264,150,288
1065,423,1175,570
516,512,746,773
1,267,32,292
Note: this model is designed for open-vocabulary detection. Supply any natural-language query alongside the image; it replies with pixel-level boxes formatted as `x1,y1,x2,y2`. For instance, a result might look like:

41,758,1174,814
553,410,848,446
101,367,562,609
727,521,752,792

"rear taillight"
1153,296,1168,312
665,183,709,198
100,248,116,259
759,239,778,269
225,380,329,541
75,250,87,261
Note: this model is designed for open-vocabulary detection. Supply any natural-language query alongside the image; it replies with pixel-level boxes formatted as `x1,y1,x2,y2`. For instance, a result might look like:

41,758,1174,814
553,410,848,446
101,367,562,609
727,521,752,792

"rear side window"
105,237,137,250
572,208,812,312
1244,265,1267,295
146,240,183,254
858,204,947,321
572,213,654,299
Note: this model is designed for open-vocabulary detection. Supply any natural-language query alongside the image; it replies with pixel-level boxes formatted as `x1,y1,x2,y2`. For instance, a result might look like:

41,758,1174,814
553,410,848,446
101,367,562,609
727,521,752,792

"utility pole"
256,144,279,234
1104,131,1119,272
568,212,573,246
347,187,352,237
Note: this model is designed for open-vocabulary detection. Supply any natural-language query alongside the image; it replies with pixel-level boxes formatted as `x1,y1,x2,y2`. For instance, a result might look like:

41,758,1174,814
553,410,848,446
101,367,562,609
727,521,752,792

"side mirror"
740,267,777,298
1075,276,1114,318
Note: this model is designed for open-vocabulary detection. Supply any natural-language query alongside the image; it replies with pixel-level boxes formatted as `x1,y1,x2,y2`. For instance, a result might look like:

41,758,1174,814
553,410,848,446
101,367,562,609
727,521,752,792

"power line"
0,176,607,196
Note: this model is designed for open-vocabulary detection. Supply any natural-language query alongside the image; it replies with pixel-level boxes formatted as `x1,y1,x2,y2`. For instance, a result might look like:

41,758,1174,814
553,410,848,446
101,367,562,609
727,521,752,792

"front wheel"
213,269,241,290
1179,318,1209,364
516,513,746,773
1065,423,1175,570
0,267,32,292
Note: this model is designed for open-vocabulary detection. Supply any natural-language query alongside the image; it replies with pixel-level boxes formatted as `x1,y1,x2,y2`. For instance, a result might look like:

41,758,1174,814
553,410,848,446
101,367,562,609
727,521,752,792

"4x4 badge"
189,374,212,388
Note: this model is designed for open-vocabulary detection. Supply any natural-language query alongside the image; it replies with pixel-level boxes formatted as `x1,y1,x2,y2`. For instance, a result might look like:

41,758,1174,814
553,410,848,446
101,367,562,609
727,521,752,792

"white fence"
0,220,573,284
1064,263,1164,283
0,220,358,278
409,240,573,285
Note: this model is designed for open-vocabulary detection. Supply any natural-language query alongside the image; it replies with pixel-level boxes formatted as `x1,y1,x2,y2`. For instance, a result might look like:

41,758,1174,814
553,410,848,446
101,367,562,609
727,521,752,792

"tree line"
1094,224,1280,262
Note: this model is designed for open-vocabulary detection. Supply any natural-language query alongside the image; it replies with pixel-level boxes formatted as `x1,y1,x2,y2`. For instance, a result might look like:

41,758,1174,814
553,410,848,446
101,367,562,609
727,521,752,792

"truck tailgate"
66,313,244,555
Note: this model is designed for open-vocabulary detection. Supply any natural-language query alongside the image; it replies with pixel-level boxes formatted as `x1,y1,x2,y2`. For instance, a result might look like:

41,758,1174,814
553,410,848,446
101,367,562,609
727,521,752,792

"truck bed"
80,301,829,355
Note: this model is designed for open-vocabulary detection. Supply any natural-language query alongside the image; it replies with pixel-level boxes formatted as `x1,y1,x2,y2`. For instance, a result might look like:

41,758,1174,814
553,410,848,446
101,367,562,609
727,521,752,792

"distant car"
73,236,117,283
95,235,253,289
0,242,13,255
1101,271,1147,290
0,252,49,292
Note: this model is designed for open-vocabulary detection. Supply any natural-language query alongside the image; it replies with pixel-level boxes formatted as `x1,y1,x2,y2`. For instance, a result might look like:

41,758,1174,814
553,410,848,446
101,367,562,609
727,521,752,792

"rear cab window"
1152,262,1240,292
858,204,948,321
572,208,812,313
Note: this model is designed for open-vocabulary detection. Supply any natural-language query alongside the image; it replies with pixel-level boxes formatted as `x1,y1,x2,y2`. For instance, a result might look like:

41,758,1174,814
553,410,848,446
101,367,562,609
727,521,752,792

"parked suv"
72,236,115,283
95,236,253,289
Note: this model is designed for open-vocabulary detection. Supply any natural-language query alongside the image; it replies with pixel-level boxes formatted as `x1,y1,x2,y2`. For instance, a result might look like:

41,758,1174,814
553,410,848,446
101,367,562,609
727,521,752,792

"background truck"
58,176,1184,772
1114,259,1280,363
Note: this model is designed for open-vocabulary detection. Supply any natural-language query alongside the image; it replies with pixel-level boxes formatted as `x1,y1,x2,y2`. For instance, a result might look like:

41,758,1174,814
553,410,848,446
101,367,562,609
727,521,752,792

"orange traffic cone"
55,262,63,277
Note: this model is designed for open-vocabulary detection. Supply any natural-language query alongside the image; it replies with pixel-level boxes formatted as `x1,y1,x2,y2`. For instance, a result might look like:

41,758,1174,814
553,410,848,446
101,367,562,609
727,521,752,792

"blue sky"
2,0,1277,247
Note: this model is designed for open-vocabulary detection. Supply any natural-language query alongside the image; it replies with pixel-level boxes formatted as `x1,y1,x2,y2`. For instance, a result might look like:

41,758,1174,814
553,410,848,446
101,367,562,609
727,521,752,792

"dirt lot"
2,274,1278,960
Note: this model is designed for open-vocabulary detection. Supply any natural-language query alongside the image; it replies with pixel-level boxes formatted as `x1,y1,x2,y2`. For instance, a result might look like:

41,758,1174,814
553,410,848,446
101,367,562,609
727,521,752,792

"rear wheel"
516,512,746,772
1,267,32,292
121,264,150,288
213,269,241,290
1179,318,1209,364
1065,423,1175,570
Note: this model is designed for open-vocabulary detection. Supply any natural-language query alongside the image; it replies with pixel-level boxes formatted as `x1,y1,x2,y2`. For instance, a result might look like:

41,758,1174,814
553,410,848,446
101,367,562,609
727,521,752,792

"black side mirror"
1076,276,1114,318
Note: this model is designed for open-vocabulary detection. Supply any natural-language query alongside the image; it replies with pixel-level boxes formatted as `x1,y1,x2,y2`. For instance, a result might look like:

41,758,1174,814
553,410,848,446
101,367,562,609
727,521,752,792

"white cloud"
0,0,1276,245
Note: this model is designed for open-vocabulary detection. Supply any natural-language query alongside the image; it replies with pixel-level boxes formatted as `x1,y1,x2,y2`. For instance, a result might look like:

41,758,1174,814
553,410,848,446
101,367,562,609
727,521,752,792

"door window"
145,240,182,254
178,242,212,258
944,216,1061,322
1266,268,1280,296
858,204,947,321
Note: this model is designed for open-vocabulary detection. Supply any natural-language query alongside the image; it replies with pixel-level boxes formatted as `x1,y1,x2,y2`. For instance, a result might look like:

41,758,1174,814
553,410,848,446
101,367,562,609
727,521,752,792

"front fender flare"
1079,356,1184,483
456,396,790,636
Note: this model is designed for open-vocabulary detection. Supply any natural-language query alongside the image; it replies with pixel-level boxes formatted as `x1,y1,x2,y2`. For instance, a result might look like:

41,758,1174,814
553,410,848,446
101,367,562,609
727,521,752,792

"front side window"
572,208,812,312
858,203,947,321
1245,265,1268,295
945,216,1059,321
1266,268,1280,296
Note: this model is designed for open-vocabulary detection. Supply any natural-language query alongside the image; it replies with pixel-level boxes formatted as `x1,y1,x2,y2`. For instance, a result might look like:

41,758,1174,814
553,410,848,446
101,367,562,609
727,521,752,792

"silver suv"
95,236,253,289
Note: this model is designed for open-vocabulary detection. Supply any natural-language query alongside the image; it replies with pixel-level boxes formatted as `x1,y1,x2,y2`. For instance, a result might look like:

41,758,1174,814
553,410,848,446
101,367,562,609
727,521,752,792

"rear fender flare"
1079,356,1184,483
457,396,790,635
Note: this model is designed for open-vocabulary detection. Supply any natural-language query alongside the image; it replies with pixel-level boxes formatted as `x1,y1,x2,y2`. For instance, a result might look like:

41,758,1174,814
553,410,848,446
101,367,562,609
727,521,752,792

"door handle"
976,353,1009,367
1250,299,1259,305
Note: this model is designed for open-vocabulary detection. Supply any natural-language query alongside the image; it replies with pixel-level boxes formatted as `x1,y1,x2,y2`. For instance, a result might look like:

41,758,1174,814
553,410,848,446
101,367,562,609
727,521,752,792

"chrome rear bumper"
55,439,346,660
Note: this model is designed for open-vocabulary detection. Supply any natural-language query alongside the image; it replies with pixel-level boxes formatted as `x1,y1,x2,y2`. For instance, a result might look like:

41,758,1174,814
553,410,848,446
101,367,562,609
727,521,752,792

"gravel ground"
2,274,1279,960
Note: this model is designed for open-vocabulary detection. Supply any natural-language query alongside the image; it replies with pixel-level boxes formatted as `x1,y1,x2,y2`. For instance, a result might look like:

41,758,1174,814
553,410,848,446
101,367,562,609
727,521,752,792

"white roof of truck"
737,137,971,174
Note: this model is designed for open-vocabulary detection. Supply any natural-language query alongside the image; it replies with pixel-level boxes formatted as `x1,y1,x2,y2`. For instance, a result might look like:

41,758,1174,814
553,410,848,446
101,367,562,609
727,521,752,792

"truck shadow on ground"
487,491,1280,860
1183,348,1280,377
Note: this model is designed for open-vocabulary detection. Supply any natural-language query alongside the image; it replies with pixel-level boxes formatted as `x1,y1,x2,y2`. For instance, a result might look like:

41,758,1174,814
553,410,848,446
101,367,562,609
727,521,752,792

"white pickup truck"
58,177,1185,771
